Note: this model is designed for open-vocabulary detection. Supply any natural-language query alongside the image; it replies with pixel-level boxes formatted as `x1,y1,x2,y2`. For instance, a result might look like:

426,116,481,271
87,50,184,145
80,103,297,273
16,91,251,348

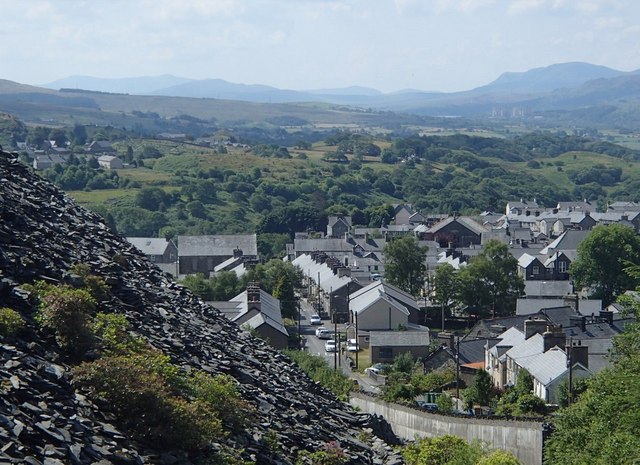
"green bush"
296,441,349,465
402,435,486,465
0,307,24,339
73,352,224,449
70,263,110,302
73,351,249,451
477,450,522,465
284,350,353,400
189,371,250,431
36,284,96,353
91,312,146,354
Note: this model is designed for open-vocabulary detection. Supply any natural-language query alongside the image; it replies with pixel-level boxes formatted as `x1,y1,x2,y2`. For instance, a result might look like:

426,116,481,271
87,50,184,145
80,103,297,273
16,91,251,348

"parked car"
310,314,322,325
316,328,332,339
347,338,360,352
364,363,387,376
325,339,337,352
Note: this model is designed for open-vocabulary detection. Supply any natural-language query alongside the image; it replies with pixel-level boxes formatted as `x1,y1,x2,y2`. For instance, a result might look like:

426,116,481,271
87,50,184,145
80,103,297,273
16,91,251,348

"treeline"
13,126,640,245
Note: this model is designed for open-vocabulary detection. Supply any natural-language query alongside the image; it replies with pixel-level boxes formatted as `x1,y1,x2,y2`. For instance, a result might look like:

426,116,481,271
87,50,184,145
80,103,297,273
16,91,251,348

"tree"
477,450,521,465
433,264,459,330
245,260,303,317
570,224,640,305
49,128,68,147
272,275,297,319
72,124,88,145
463,369,493,407
401,435,485,465
545,328,640,464
181,273,214,301
384,236,428,296
136,187,171,211
457,240,523,318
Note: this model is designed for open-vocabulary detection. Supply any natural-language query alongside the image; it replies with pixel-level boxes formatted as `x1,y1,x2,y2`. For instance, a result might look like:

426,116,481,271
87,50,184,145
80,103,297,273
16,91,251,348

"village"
123,197,639,415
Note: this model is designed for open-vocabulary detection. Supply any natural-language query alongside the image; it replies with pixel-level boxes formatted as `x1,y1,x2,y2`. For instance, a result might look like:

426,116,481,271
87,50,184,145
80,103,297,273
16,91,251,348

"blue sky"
1,0,639,93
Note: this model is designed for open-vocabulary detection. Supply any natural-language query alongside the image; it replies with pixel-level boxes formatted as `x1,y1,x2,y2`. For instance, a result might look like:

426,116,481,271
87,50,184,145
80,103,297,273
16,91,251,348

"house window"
374,265,379,271
558,261,568,273
379,347,393,359
532,266,539,275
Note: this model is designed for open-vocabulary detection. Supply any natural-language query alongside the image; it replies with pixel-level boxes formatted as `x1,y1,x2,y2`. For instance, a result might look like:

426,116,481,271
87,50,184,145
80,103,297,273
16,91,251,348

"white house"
349,281,419,331
97,155,124,169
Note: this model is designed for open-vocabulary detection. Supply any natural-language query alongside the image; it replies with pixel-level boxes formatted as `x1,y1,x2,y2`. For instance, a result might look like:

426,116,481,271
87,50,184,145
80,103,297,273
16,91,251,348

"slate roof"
227,288,288,336
520,347,568,384
540,230,591,256
369,330,430,347
487,327,525,358
294,238,357,254
127,237,173,255
349,280,419,312
518,253,539,268
466,315,550,340
178,234,257,256
427,216,488,236
556,200,593,212
292,254,353,293
350,289,410,317
505,333,545,362
458,338,497,364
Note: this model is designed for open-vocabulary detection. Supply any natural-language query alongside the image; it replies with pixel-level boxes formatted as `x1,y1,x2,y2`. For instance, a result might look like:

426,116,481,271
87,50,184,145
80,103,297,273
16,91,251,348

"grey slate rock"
0,149,403,464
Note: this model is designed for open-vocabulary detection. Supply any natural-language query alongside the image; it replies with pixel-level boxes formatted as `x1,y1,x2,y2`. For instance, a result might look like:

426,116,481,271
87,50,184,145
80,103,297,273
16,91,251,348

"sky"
1,0,639,93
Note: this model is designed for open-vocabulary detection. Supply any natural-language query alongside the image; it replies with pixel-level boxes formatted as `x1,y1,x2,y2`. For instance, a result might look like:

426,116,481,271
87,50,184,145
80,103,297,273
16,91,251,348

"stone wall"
350,392,544,465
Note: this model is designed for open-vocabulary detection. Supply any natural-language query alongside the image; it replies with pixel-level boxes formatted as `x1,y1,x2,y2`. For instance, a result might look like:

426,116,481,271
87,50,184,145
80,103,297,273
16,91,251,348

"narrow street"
298,296,381,394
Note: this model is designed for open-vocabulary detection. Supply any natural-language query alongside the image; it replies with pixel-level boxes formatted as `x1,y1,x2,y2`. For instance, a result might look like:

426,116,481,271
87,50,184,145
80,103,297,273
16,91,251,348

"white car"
310,314,322,325
315,328,332,339
364,363,387,376
325,339,337,352
347,338,360,352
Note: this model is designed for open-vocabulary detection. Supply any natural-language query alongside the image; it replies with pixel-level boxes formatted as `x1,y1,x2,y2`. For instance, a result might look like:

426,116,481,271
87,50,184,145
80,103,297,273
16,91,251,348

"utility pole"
297,301,302,349
355,310,359,370
455,335,460,401
568,336,573,406
334,314,338,371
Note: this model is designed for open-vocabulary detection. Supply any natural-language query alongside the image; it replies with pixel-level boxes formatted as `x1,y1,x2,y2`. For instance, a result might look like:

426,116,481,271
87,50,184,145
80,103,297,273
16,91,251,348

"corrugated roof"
519,347,568,384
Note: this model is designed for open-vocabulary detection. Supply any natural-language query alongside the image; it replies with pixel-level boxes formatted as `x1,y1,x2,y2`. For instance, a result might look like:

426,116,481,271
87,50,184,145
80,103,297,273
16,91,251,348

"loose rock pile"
0,150,403,464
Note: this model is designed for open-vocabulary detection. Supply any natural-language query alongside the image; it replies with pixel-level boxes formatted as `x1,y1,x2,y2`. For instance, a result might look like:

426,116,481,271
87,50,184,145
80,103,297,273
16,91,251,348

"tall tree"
545,320,640,464
457,239,523,318
433,263,459,330
383,235,428,296
570,224,640,305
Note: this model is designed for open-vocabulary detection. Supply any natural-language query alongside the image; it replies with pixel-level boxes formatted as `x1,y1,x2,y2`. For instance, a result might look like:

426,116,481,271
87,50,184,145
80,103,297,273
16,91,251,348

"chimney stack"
543,326,566,352
524,318,548,339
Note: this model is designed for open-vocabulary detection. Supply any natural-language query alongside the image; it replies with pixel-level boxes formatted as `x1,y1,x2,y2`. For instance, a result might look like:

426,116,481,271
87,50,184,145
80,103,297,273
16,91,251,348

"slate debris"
0,149,404,465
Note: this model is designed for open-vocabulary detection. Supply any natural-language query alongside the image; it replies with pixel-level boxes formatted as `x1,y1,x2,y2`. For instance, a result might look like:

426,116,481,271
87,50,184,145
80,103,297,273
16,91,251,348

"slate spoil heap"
0,149,403,465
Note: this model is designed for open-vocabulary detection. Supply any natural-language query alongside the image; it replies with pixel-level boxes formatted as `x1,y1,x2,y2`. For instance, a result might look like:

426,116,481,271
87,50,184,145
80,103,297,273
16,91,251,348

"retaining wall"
350,393,544,465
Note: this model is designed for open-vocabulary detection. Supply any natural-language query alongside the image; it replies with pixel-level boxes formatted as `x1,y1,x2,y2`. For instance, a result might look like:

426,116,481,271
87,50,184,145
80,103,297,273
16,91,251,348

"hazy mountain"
3,61,640,130
148,78,317,102
474,62,628,94
302,86,381,96
42,74,194,94
38,62,637,109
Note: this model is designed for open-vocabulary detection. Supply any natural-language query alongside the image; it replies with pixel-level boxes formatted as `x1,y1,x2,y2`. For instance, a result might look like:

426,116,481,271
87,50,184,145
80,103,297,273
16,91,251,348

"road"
298,296,381,394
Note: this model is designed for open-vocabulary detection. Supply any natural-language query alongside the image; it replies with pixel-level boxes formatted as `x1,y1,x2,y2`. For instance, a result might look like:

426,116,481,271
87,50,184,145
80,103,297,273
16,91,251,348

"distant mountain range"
40,62,640,122
0,61,638,131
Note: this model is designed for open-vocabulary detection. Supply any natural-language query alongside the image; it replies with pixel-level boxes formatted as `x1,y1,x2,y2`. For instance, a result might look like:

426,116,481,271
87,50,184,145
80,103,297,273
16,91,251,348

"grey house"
178,234,258,276
369,331,430,364
213,283,289,349
126,237,178,276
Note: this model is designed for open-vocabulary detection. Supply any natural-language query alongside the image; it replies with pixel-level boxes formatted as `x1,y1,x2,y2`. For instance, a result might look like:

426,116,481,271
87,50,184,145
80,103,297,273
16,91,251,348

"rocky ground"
0,149,403,465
